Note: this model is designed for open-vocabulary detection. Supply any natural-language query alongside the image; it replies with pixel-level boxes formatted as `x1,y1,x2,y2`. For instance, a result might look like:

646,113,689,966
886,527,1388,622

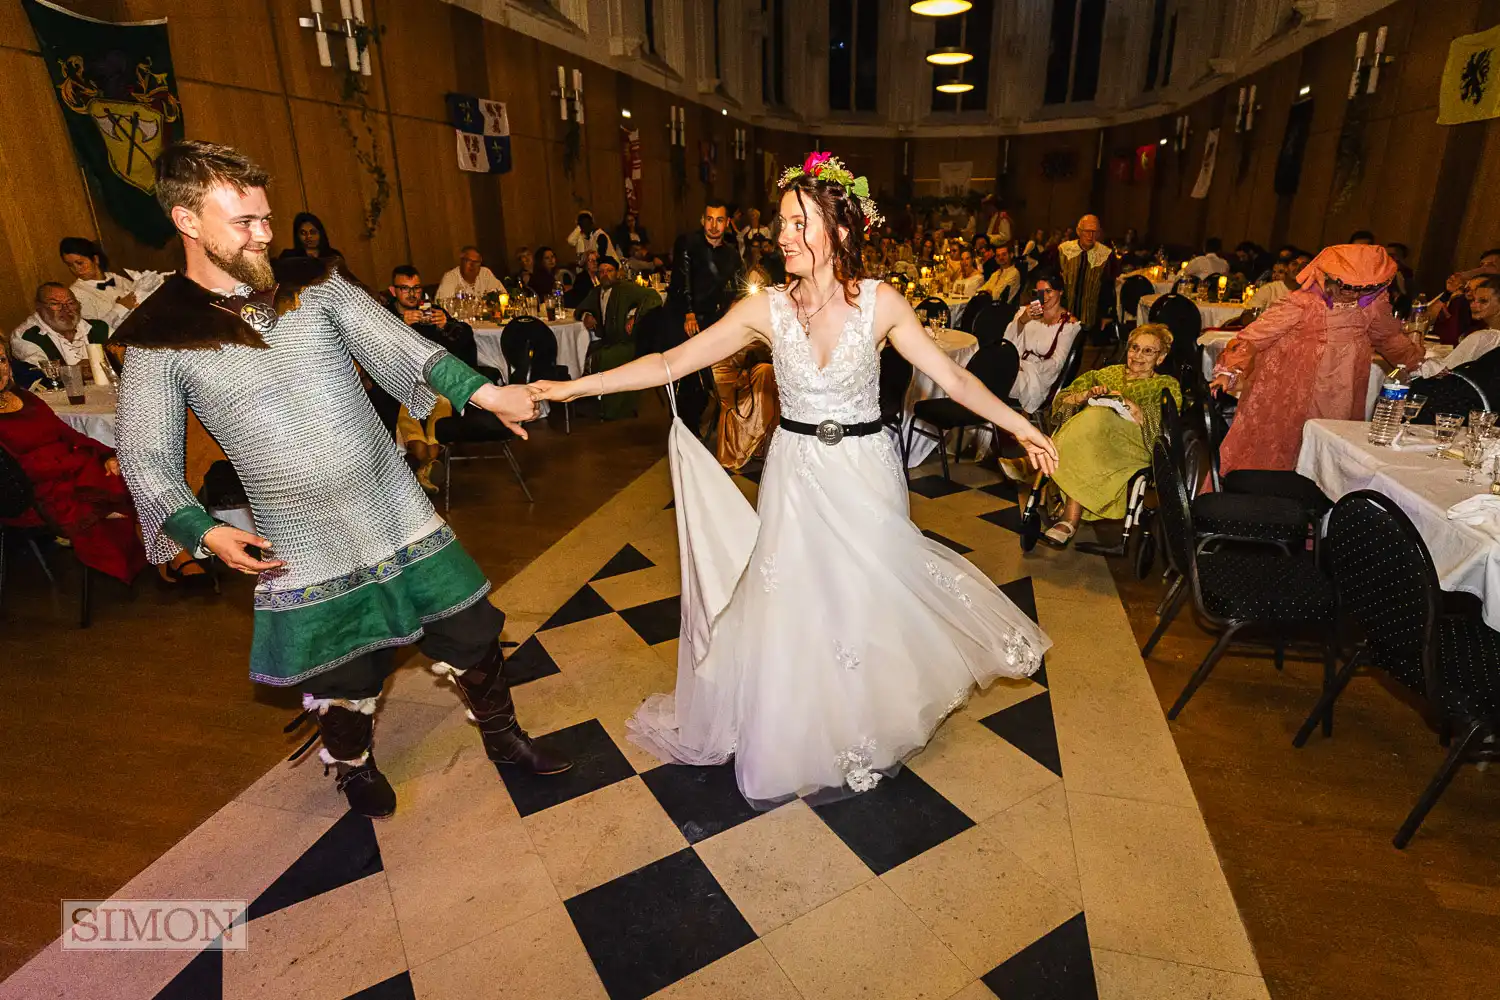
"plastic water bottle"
1368,366,1410,446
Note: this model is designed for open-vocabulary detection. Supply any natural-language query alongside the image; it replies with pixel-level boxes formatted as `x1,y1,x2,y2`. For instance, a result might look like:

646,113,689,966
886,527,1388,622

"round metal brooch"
815,420,844,446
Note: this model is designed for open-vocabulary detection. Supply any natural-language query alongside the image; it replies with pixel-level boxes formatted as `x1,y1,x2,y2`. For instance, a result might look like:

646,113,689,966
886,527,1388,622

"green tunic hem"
248,533,491,687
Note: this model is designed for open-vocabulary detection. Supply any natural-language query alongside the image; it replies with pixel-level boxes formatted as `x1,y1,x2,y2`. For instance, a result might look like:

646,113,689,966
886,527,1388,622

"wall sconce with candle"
297,0,372,75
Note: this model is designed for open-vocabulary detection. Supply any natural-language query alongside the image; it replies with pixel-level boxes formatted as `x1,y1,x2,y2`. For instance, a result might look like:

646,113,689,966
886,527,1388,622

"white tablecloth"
900,327,980,468
942,296,973,330
1297,419,1500,631
1138,294,1244,332
472,319,592,381
36,385,116,447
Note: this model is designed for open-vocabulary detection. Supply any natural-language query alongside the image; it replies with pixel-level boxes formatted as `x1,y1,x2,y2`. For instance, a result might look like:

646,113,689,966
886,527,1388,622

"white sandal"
1042,522,1077,548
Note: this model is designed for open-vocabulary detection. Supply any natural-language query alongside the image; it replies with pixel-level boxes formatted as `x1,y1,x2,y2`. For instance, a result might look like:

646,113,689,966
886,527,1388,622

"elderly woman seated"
1041,324,1182,548
0,350,204,584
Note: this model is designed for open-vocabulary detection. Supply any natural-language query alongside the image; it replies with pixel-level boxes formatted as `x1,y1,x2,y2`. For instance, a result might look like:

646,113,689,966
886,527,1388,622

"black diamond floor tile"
979,480,1020,502
247,810,382,921
617,595,681,646
980,691,1062,777
566,847,757,1000
592,544,656,582
981,911,1098,999
640,762,771,844
664,499,675,510
153,944,221,999
497,719,636,817
908,474,971,499
981,505,1026,534
539,584,615,631
811,768,974,875
923,529,974,555
999,576,1047,686
503,634,561,685
344,971,417,999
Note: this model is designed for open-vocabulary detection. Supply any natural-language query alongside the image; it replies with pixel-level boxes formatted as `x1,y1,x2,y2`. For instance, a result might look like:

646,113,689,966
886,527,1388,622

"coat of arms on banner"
446,93,512,174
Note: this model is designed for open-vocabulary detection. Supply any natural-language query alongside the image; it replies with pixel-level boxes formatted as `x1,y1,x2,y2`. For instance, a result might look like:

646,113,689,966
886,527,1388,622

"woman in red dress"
0,350,170,584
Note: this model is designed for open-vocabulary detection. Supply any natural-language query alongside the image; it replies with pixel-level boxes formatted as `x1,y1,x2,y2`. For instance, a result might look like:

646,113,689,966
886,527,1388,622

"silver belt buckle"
815,420,844,446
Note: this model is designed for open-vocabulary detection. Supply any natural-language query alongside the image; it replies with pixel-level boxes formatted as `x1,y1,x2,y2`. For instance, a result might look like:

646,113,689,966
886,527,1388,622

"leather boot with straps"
443,643,572,776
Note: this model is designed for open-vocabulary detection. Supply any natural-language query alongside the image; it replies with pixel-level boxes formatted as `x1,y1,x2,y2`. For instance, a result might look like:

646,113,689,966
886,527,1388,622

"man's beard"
204,237,274,291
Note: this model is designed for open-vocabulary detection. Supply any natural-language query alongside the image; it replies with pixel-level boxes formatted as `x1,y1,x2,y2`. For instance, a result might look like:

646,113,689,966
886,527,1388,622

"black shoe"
477,719,572,775
451,643,573,776
333,756,397,817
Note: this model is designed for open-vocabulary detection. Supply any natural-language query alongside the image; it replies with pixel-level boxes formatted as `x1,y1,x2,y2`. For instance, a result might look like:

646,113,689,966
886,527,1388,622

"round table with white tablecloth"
1115,271,1177,318
471,318,593,382
1137,293,1245,332
941,295,973,330
899,327,980,468
34,385,117,447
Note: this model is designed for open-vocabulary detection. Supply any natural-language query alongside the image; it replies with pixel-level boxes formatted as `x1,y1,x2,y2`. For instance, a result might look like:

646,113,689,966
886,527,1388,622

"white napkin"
1447,494,1500,526
1087,396,1138,423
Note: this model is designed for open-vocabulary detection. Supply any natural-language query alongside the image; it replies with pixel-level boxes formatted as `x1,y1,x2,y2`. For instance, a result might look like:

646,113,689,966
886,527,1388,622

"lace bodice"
767,278,881,424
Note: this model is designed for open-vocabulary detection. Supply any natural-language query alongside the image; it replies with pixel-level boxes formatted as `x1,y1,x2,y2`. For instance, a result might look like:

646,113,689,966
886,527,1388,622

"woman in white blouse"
1002,267,1083,414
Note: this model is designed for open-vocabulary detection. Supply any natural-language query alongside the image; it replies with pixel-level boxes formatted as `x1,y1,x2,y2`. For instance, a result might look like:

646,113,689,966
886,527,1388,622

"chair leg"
501,443,535,503
1320,632,1337,737
1166,623,1241,720
1142,580,1188,657
1393,720,1485,849
938,431,951,481
28,539,56,585
78,565,92,629
1274,641,1285,671
564,400,572,435
1293,648,1365,747
1155,572,1182,618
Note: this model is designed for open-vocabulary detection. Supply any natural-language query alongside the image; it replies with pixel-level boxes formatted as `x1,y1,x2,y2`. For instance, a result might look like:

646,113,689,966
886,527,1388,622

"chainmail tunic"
116,271,490,686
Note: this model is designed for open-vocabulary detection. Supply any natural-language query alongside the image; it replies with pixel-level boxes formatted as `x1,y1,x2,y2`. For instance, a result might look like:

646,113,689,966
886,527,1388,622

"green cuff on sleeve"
163,506,220,556
429,353,490,412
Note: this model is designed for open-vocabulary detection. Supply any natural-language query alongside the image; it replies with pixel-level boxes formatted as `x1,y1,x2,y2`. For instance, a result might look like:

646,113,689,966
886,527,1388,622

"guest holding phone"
1001,267,1082,414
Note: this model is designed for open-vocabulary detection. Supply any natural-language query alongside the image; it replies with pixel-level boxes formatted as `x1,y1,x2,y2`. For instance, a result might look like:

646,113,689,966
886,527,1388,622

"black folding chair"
434,410,534,509
500,316,574,433
1142,438,1337,720
915,297,950,328
970,300,1018,349
1294,490,1500,848
957,291,991,333
1148,293,1203,390
1119,274,1156,333
879,344,915,475
0,446,93,627
906,343,1018,481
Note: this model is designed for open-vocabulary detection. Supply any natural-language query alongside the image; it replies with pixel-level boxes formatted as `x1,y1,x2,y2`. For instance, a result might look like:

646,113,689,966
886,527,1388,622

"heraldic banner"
446,93,512,174
24,0,184,246
1438,24,1500,125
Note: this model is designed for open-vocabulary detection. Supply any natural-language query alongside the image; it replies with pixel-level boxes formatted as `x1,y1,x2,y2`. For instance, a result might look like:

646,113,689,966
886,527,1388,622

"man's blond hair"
155,140,269,216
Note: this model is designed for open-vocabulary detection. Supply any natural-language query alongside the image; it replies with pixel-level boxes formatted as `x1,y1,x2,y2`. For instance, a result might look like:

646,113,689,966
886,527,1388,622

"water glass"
1433,413,1465,456
60,363,86,405
1472,410,1498,434
1462,435,1490,483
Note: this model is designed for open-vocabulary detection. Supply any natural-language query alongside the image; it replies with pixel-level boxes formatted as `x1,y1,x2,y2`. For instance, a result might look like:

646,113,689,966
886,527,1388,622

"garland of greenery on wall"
562,115,581,178
337,21,390,241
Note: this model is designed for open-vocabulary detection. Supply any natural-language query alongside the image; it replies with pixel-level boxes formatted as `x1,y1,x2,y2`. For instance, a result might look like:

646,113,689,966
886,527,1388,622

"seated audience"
1246,259,1299,311
978,244,1023,306
573,256,661,419
437,245,504,300
1386,241,1414,298
387,265,481,491
613,211,648,255
1002,268,1083,414
1349,230,1377,245
529,246,560,298
1043,324,1181,548
738,207,771,255
0,349,197,584
567,211,618,263
623,240,657,278
1183,237,1230,279
276,212,341,261
1419,276,1500,377
953,249,985,298
565,250,600,308
59,237,162,333
1432,248,1500,345
10,283,108,377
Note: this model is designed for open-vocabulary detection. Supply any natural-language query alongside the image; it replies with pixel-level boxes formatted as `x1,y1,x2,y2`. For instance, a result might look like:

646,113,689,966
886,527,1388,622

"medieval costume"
9,313,108,369
0,389,147,583
1215,245,1424,475
574,278,661,420
1044,240,1120,332
113,256,567,817
1002,310,1083,414
712,345,778,470
71,269,166,333
1050,364,1181,521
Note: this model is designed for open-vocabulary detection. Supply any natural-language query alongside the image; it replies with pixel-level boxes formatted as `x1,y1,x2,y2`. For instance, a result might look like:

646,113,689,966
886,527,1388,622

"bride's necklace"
793,283,840,337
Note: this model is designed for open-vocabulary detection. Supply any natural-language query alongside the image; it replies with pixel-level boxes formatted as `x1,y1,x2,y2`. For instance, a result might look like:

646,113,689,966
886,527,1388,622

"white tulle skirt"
627,425,1050,807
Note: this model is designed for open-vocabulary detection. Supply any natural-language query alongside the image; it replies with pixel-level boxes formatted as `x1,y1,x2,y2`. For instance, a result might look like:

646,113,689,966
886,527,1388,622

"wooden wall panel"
119,0,281,93
1456,121,1500,269
389,114,476,281
378,0,460,122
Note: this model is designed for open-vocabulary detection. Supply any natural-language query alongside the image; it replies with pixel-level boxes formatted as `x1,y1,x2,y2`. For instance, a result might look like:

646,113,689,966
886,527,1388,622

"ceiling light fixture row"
914,3,975,95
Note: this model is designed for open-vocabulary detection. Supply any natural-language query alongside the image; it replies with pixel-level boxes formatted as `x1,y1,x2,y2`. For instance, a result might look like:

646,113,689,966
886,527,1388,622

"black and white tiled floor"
3,462,1270,1000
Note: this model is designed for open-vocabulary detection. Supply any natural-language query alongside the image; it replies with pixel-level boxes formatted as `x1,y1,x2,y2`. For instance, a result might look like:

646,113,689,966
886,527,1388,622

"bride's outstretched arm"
530,294,771,402
878,284,1059,475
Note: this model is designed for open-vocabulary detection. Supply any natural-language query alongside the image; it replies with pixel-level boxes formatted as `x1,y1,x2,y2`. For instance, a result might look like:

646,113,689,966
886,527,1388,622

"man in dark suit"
664,200,743,431
574,256,661,418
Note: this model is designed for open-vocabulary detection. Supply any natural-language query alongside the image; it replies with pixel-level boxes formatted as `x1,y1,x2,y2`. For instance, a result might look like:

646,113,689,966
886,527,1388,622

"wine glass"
1462,434,1489,484
1471,409,1498,434
1433,412,1465,458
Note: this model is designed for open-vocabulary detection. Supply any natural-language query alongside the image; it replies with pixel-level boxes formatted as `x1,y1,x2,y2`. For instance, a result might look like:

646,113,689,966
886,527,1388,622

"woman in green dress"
1043,324,1181,547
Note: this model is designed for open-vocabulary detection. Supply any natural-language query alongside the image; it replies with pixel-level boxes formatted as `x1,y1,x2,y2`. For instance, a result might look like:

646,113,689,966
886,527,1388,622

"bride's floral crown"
779,151,884,231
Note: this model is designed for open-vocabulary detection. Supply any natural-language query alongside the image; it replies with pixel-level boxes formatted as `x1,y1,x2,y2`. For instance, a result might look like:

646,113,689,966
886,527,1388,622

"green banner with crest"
24,0,184,245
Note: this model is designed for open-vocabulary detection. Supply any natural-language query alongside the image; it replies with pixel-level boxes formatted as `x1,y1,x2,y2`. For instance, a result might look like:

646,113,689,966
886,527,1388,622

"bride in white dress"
532,153,1058,806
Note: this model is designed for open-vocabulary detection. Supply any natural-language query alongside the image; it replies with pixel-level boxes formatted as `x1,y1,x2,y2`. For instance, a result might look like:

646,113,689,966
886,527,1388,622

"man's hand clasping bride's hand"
527,380,585,404
469,383,542,439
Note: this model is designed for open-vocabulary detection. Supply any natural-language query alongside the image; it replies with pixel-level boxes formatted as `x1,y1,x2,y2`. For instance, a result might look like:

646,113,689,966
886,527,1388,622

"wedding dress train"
627,278,1050,805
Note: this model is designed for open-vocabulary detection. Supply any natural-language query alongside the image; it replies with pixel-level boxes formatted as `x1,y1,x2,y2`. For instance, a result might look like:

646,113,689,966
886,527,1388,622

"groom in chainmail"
113,141,569,818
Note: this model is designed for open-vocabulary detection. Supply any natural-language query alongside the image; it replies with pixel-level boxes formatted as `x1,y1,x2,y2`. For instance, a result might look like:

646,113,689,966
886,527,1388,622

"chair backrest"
499,316,558,382
632,305,682,359
1037,327,1088,414
878,344,914,424
915,297,950,327
0,444,36,520
1150,436,1199,581
971,301,1017,349
1148,293,1203,383
958,291,992,332
1200,389,1232,490
1324,490,1437,694
967,341,1021,401
1120,274,1156,320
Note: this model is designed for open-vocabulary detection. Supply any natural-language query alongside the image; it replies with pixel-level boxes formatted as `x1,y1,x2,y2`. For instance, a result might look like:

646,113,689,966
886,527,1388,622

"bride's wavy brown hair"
773,171,870,306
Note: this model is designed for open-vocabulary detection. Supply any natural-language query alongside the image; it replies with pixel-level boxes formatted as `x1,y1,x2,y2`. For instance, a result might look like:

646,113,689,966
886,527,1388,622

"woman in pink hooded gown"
1211,245,1423,474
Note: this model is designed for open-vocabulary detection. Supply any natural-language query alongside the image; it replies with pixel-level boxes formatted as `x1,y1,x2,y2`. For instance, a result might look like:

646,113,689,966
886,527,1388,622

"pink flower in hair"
803,151,833,176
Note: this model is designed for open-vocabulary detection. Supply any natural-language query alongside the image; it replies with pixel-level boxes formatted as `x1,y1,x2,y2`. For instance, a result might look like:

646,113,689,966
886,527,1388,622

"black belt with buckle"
780,417,884,446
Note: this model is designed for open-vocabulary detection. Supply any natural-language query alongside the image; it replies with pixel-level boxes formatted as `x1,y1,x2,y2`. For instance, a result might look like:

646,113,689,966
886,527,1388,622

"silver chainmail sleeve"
115,346,202,564
316,272,443,420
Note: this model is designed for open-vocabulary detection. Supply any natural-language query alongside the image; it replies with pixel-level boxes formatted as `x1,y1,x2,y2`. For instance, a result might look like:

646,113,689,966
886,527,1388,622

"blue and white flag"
446,93,511,174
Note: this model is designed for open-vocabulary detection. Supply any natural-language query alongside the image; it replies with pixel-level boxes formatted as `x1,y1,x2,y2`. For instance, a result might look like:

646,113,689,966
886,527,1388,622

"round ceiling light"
911,1,973,15
935,81,975,94
926,46,974,66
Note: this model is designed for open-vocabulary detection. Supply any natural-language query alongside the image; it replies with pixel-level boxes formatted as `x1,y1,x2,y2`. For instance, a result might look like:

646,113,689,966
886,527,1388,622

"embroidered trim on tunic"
254,524,459,611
